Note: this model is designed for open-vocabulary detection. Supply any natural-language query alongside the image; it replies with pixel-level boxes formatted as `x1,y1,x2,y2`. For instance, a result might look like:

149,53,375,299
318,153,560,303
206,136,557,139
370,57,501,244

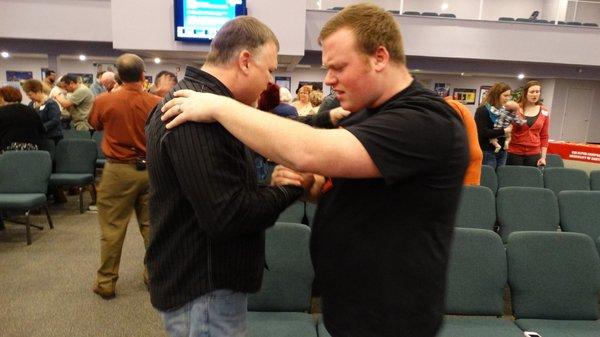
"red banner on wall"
548,141,600,163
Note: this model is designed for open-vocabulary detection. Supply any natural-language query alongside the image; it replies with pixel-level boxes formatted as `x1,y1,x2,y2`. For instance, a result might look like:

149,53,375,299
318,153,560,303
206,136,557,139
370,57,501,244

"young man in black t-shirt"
159,4,468,337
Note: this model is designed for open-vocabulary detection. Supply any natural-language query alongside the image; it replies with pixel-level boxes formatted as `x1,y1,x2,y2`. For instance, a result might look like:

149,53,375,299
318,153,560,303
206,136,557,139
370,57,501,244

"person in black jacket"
159,4,468,337
0,85,44,152
145,17,309,337
22,79,63,145
474,82,515,169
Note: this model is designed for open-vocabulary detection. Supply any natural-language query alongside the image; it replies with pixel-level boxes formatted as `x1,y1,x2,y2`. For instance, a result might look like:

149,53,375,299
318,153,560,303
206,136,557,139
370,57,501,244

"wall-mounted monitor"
174,0,248,42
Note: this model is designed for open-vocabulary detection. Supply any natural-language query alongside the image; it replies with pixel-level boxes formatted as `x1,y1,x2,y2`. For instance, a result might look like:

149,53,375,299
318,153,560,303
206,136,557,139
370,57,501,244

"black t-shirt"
312,81,468,337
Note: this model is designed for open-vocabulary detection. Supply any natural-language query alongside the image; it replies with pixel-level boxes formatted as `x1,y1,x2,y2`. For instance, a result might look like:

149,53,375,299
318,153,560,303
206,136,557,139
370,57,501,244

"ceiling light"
441,3,449,11
1,51,9,58
154,57,161,64
517,73,525,79
79,54,87,61
460,72,465,76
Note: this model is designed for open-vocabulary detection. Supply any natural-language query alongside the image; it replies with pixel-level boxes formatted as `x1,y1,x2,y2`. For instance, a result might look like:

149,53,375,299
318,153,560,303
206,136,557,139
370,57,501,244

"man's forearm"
215,101,325,172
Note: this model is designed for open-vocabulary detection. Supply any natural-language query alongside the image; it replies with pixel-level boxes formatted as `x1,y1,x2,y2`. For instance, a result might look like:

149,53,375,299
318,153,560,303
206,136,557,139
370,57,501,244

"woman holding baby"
475,82,515,169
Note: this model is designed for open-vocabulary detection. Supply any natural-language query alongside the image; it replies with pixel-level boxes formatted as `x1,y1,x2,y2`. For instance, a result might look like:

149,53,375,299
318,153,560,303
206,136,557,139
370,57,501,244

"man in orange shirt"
88,53,162,299
444,97,483,185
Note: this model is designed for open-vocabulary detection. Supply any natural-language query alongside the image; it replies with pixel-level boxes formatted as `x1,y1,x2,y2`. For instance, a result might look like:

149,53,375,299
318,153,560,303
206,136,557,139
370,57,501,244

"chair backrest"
91,130,105,160
454,185,496,230
545,154,564,167
62,129,91,139
439,13,456,18
54,139,98,174
583,22,599,27
566,21,582,25
497,165,543,189
558,191,600,242
496,187,559,243
277,201,308,226
590,170,600,190
446,228,506,316
507,231,600,320
403,11,420,15
499,17,515,21
516,18,532,22
421,12,438,16
480,165,498,194
543,167,589,194
248,222,314,312
0,151,51,194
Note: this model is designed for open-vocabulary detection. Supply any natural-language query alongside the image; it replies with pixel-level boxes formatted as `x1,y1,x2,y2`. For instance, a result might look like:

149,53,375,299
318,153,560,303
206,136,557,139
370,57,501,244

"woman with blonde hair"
507,80,550,167
292,85,314,116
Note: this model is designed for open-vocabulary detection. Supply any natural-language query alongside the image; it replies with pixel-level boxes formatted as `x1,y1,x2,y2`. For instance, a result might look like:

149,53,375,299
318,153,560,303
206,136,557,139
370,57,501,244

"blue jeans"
482,149,507,169
161,290,247,337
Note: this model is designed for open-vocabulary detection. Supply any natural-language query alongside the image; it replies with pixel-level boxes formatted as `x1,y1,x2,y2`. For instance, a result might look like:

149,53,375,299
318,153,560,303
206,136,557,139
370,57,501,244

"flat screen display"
174,0,247,42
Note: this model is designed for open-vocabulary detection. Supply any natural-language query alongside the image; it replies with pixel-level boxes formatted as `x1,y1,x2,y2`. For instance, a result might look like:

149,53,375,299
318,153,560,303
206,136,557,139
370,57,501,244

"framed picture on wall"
453,88,477,105
6,71,33,82
479,86,492,105
274,76,291,90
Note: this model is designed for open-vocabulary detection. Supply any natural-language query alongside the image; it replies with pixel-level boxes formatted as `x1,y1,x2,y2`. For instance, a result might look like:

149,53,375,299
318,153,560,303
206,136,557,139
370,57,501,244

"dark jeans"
482,150,507,169
507,153,542,167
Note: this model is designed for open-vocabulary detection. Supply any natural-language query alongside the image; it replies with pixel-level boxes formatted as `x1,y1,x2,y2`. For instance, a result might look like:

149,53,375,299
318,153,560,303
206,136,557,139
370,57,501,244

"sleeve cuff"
276,185,303,204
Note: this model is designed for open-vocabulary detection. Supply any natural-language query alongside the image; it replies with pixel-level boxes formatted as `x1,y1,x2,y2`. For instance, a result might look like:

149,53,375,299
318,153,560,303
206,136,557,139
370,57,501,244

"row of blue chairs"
498,17,599,26
440,228,600,337
247,223,600,336
456,185,600,246
327,7,457,18
0,141,97,244
481,164,600,195
399,11,456,18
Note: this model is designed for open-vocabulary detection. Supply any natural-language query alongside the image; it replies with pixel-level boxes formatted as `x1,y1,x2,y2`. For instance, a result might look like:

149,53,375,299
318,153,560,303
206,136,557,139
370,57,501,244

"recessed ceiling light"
154,57,161,64
1,51,9,58
460,72,465,76
79,54,87,61
518,73,525,79
441,3,449,11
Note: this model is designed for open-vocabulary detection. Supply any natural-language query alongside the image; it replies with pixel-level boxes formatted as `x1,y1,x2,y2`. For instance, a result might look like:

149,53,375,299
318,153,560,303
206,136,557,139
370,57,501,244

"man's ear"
238,50,252,75
372,45,390,72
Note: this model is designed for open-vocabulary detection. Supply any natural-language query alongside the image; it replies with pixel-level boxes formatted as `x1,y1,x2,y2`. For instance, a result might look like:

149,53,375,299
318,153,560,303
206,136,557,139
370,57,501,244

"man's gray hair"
206,16,279,65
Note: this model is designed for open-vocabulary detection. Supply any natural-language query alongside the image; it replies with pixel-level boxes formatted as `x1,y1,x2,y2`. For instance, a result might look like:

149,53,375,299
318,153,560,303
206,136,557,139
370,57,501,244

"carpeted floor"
0,194,166,337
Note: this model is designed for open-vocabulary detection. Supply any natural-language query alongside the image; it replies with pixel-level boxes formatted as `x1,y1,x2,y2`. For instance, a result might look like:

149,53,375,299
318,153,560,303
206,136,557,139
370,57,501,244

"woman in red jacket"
507,80,550,167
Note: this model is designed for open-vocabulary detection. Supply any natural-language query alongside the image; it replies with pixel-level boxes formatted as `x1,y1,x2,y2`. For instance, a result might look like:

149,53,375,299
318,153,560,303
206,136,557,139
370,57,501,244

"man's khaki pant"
94,162,150,292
